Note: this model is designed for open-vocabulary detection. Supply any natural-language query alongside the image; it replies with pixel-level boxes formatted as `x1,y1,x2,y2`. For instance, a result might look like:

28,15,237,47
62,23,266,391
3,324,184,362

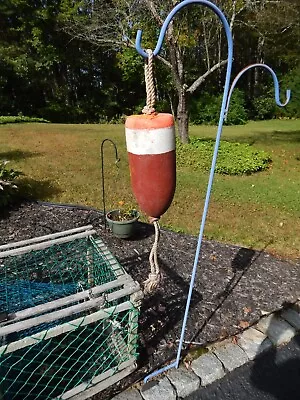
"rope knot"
143,273,161,294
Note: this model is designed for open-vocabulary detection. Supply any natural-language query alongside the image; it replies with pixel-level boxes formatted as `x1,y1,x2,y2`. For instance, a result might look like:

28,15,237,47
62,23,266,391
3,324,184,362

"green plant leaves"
176,137,272,175
0,116,48,124
0,160,23,206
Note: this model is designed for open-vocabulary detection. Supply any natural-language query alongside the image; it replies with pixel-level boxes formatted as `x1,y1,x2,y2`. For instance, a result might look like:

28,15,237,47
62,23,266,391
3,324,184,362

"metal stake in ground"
100,139,120,229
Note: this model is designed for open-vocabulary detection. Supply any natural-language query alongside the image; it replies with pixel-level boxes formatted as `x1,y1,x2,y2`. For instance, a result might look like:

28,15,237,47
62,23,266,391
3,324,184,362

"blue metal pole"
136,0,231,59
136,0,234,383
224,63,291,119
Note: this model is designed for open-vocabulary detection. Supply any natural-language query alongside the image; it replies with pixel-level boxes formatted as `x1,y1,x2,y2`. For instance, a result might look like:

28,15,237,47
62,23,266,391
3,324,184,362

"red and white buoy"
124,50,176,293
125,113,176,221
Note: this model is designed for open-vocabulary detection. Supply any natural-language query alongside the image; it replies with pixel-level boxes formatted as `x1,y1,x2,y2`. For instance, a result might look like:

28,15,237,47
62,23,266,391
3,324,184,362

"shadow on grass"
0,179,61,218
0,150,42,161
18,178,61,201
0,178,61,217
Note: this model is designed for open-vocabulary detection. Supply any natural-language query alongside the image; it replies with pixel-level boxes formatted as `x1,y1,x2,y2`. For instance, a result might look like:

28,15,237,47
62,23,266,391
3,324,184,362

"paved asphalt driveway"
186,335,300,400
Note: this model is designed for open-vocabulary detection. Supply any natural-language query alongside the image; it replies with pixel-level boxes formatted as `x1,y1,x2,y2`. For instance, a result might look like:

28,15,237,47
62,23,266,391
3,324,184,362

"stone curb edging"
112,301,300,400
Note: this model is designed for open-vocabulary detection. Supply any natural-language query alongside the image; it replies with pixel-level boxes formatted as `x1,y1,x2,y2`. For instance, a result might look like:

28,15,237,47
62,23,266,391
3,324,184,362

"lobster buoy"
125,113,176,220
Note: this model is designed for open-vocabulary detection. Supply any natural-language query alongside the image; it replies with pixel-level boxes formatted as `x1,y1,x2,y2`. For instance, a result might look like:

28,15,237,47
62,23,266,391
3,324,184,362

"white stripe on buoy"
125,127,175,155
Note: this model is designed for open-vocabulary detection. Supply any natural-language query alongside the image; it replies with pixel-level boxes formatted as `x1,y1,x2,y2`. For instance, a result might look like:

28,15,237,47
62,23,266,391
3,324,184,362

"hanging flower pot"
106,209,140,239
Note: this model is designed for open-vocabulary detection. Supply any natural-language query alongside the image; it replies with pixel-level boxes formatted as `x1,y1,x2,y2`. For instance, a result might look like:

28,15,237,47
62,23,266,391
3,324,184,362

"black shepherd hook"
100,139,120,229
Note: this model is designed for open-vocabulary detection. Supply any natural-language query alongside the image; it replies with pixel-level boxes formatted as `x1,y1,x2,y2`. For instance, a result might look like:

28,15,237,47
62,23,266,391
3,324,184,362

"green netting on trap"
0,236,122,315
0,306,139,400
0,233,141,399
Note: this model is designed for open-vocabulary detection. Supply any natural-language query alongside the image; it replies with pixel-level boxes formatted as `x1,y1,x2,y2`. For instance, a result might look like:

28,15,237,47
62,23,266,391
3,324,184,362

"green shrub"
176,137,272,175
225,89,248,125
190,89,248,126
0,161,23,207
278,65,300,119
0,116,49,124
252,96,276,120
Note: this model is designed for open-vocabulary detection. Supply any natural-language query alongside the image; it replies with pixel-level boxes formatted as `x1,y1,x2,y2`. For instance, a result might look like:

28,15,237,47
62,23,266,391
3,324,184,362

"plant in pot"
106,201,140,239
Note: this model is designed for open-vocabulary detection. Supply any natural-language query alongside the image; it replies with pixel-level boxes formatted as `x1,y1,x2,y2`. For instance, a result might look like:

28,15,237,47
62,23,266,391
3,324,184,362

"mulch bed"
1,202,299,399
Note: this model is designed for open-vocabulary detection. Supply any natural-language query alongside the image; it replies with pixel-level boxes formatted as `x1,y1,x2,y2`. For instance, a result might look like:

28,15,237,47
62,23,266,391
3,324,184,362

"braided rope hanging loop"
142,49,156,115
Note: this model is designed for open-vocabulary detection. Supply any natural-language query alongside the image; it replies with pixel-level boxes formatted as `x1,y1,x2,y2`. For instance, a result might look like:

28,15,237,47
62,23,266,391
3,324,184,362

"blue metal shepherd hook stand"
135,0,291,383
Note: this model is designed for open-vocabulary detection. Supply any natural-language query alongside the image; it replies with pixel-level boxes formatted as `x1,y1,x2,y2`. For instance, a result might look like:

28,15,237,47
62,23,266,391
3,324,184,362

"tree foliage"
0,0,299,130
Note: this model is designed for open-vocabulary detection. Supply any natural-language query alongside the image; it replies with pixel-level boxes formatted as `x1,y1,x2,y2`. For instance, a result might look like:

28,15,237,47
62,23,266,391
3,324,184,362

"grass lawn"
1,120,300,260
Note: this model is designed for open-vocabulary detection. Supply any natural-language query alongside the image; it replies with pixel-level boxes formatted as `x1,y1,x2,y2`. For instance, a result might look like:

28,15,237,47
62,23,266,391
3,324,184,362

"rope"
142,49,156,115
144,220,161,294
141,49,160,293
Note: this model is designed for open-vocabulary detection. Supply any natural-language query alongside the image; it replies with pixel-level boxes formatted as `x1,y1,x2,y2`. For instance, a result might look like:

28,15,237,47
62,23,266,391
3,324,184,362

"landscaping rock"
237,327,273,360
112,388,143,400
280,308,300,330
191,352,225,386
255,314,296,345
140,377,176,400
212,342,249,372
167,366,200,398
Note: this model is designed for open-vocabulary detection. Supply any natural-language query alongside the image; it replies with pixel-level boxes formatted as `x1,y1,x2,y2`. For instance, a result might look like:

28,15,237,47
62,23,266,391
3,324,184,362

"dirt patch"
1,202,299,399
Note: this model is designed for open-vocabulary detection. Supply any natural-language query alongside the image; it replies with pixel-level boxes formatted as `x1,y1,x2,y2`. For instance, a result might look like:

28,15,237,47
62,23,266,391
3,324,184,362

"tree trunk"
254,35,265,91
177,89,189,144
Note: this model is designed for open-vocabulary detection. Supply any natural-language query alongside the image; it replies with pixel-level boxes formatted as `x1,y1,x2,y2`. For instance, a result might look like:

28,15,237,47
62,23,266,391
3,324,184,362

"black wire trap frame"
0,226,143,400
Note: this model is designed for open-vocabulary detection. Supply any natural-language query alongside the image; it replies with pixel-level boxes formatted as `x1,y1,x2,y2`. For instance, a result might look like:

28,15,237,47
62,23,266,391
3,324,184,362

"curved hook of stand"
100,139,120,230
141,0,234,384
224,63,291,119
136,0,232,58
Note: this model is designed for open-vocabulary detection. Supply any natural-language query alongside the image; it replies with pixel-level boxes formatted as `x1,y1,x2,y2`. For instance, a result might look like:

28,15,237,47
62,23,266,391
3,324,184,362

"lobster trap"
0,225,143,400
